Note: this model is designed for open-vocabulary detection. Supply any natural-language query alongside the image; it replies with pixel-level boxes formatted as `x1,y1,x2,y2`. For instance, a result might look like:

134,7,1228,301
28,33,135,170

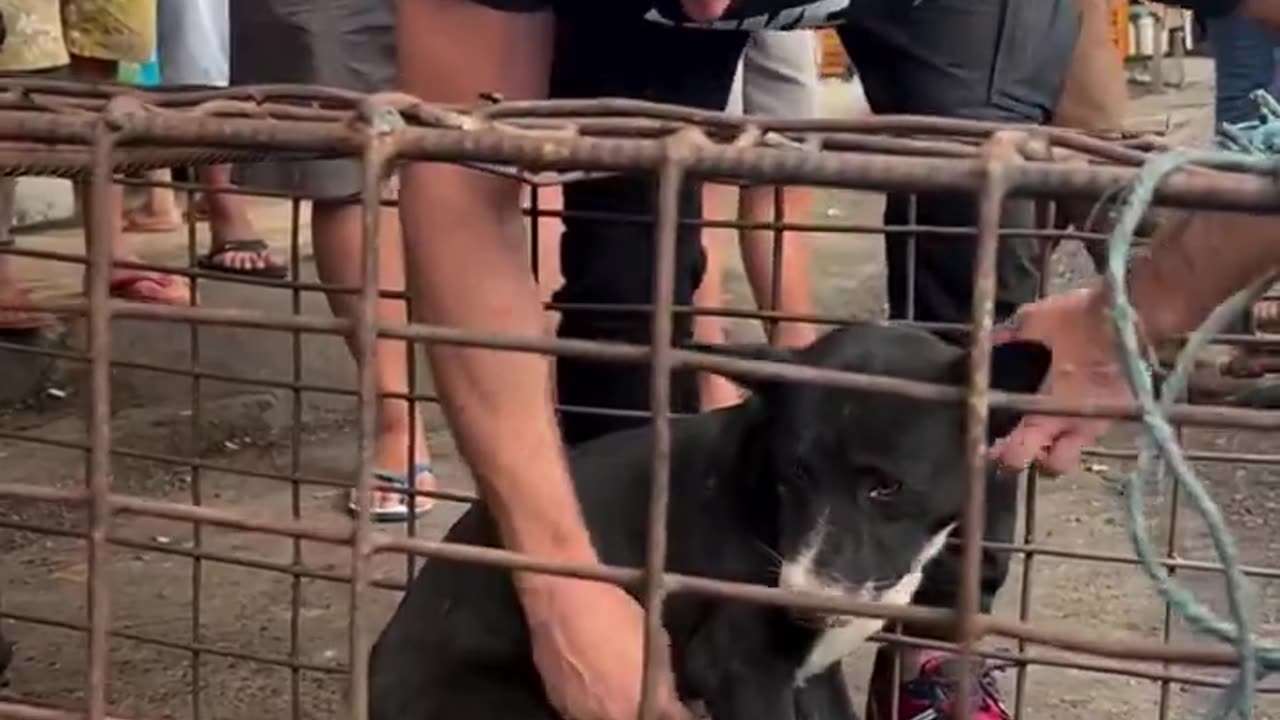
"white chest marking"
779,519,956,684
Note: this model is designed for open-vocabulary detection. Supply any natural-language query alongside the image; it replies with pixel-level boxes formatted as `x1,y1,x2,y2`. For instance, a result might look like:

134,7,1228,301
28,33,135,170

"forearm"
400,163,597,566
1122,210,1280,342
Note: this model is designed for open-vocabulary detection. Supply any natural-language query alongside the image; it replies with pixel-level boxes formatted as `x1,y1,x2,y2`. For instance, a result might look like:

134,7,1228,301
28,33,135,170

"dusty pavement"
2,61,1280,720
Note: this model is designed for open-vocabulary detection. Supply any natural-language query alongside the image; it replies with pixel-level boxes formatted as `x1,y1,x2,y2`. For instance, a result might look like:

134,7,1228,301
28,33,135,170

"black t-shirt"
475,0,1244,28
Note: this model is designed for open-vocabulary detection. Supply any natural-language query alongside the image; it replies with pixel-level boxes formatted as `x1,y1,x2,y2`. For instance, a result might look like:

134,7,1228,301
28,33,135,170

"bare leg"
201,164,256,241
694,183,745,410
737,185,817,348
70,55,189,304
124,169,183,232
0,177,53,330
195,164,285,274
311,201,434,511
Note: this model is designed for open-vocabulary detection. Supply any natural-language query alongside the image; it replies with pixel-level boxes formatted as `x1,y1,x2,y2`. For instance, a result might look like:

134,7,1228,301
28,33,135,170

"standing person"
1053,0,1132,272
694,30,820,410
0,0,191,320
155,0,286,277
392,2,1079,720
1208,12,1280,128
229,0,436,521
118,47,185,234
1204,11,1280,335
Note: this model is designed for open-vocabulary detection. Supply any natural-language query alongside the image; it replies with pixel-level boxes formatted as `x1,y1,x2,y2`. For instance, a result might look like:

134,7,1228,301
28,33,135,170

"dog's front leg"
793,665,859,720
704,667,797,720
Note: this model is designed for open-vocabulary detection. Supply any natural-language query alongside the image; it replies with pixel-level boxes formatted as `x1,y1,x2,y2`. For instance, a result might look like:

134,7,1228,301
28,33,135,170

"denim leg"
1208,15,1280,126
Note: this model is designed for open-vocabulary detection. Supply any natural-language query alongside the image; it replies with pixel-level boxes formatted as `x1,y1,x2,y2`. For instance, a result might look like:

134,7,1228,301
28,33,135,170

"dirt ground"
1,182,1277,720
2,66,1280,720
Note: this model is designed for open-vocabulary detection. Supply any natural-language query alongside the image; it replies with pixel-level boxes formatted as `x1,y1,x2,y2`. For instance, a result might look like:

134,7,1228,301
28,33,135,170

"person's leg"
157,0,284,276
124,169,184,232
548,15,747,445
64,0,189,303
1053,0,1131,270
68,54,191,304
231,0,434,517
0,178,55,331
1209,14,1280,127
734,31,819,349
840,0,1076,715
692,55,746,410
1205,15,1279,336
693,182,742,409
311,202,434,512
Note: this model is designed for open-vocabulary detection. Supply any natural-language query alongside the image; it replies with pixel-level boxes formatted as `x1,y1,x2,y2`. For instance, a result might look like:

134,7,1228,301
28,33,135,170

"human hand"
989,287,1132,476
518,574,694,720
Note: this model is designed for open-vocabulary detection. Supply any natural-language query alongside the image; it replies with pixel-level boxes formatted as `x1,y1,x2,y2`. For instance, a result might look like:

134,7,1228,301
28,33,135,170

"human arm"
991,210,1280,474
394,2,689,719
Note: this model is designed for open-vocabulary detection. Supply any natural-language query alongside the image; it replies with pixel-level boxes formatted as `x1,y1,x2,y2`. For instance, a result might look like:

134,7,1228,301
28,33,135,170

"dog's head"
695,323,1049,625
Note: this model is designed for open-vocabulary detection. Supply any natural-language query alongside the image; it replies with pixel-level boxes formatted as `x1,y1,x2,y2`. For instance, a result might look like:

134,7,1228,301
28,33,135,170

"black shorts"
449,0,1079,446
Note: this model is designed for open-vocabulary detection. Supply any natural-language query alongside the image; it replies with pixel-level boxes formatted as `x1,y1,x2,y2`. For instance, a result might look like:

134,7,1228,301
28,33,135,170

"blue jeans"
1208,14,1280,126
1208,16,1279,335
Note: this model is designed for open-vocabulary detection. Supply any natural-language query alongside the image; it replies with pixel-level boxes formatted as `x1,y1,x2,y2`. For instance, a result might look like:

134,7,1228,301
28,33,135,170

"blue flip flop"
348,463,436,522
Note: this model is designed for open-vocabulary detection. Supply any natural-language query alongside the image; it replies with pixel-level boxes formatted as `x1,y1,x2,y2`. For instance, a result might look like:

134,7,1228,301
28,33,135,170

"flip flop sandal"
109,273,192,305
348,463,436,523
196,239,288,279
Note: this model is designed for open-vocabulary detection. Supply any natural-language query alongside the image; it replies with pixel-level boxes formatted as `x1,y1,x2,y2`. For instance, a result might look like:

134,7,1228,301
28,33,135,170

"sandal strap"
209,239,272,254
371,463,434,492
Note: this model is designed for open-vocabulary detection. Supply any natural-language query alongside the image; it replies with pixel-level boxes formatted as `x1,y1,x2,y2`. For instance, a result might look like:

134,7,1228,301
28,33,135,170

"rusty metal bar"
83,105,118,720
345,111,394,720
638,146,686,720
1,101,1279,211
1,477,1260,669
5,83,1280,718
21,299,1280,428
955,129,1019,719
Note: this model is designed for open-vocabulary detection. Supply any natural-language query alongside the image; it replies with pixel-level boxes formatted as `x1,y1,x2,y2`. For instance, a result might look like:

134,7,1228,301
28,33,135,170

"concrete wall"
13,177,76,229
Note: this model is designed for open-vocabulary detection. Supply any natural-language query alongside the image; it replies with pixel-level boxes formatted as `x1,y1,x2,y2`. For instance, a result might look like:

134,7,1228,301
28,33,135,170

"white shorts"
157,0,230,87
725,30,819,119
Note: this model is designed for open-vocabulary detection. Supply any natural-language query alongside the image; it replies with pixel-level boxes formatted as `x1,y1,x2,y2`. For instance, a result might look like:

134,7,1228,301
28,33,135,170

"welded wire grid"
0,78,1277,720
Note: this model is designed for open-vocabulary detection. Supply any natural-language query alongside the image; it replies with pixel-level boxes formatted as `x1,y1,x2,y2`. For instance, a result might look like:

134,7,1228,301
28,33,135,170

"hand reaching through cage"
991,208,1280,477
519,575,694,720
988,287,1125,476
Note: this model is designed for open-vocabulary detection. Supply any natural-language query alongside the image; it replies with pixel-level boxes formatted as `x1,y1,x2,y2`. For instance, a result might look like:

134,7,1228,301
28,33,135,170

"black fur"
370,323,1050,720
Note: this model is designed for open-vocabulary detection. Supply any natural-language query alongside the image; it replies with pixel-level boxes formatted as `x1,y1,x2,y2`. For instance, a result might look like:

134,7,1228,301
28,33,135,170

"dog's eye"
867,475,902,501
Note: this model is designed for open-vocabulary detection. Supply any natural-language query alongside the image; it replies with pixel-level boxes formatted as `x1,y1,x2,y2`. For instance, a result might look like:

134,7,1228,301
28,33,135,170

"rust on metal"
0,81,1278,720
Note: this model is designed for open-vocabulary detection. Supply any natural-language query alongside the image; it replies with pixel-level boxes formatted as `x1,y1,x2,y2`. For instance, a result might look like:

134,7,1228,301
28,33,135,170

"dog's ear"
984,340,1053,441
682,341,800,396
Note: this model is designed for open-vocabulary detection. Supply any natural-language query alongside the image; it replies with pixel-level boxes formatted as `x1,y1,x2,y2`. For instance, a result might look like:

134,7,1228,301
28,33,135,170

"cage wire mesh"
0,78,1276,720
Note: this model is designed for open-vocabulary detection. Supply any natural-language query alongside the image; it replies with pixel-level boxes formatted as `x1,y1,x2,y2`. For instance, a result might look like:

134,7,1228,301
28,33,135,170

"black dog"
369,323,1050,720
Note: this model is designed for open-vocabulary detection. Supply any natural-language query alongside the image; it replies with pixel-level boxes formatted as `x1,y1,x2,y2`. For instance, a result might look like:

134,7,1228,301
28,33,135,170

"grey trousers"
228,0,396,201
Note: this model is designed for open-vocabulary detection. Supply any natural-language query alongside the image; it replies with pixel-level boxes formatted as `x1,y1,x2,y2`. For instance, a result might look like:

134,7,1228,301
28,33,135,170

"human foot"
196,239,288,279
123,207,183,234
347,426,436,521
108,269,192,305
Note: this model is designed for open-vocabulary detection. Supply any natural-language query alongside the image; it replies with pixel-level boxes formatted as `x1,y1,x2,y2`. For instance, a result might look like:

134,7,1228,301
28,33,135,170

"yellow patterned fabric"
0,0,155,72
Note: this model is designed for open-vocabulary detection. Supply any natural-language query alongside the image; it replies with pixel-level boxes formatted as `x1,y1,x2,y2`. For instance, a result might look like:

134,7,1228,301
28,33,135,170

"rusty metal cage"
0,78,1278,720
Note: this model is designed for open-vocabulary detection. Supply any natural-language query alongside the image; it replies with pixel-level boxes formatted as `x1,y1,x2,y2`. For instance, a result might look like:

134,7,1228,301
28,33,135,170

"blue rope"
1102,89,1280,718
